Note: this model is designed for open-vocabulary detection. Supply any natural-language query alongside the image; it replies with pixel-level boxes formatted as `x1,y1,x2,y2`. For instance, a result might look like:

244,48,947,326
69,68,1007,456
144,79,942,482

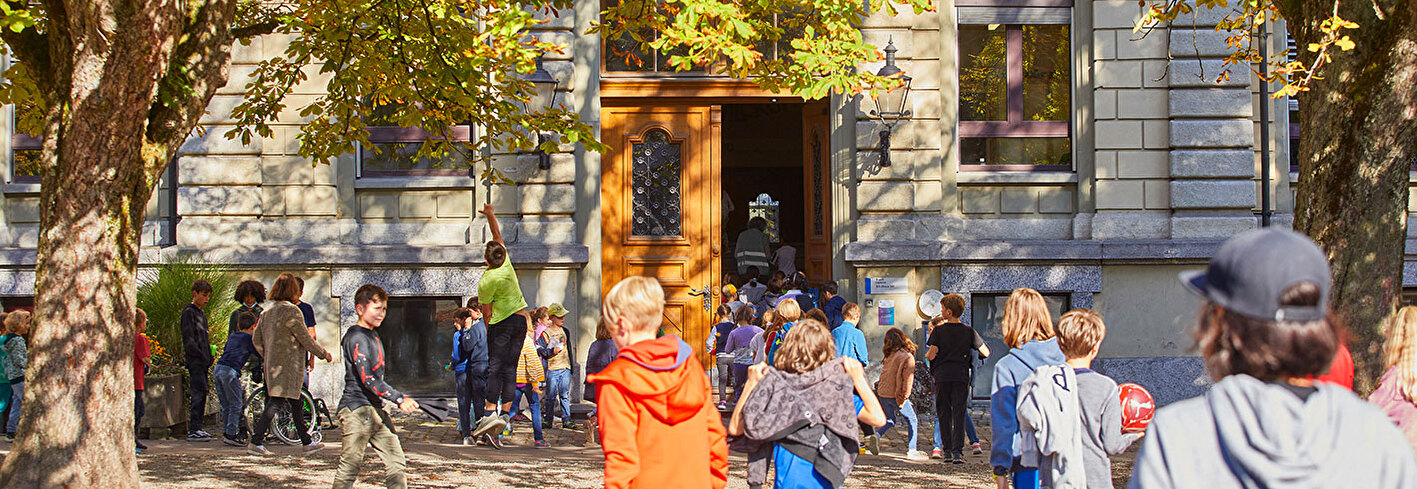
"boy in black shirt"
925,293,990,464
333,284,420,489
180,280,214,441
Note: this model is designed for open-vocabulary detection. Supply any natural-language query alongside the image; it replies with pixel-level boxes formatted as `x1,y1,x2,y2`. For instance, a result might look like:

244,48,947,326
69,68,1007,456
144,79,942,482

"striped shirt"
515,332,545,384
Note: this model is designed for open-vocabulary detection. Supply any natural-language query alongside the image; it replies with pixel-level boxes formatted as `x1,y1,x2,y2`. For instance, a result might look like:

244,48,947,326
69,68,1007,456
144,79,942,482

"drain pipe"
164,156,180,246
1259,24,1272,228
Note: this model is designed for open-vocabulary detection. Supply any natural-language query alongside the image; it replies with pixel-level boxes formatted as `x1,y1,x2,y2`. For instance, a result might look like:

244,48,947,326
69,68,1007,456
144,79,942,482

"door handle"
689,285,713,313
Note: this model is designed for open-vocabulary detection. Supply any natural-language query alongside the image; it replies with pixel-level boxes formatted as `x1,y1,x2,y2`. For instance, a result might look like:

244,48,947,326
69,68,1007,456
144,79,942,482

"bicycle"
244,382,335,446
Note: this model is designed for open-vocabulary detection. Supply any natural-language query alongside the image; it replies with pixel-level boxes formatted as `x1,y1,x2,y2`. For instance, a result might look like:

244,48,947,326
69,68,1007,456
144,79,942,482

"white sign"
864,277,908,295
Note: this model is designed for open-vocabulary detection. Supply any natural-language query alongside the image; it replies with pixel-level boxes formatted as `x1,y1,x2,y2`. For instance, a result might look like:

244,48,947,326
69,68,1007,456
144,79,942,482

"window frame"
956,7,1074,172
966,290,1071,399
598,5,801,77
10,132,40,183
375,295,465,395
357,125,474,179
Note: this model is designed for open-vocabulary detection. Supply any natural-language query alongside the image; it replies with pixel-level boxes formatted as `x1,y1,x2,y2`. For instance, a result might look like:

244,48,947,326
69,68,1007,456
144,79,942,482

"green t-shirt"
478,253,528,324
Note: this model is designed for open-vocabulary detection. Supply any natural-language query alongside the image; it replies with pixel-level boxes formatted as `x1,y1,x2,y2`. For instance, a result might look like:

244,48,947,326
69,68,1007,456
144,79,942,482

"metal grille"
630,129,683,236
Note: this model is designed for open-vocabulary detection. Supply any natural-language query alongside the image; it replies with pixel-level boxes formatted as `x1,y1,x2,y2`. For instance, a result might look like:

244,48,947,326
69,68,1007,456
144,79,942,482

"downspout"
164,156,179,246
1259,24,1272,227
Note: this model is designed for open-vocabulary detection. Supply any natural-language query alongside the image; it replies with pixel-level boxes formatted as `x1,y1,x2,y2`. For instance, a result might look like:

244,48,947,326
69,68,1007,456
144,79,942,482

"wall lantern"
526,54,560,170
868,39,912,168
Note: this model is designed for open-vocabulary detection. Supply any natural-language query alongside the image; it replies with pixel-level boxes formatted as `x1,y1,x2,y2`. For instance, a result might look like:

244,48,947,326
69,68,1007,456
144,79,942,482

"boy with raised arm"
470,203,532,440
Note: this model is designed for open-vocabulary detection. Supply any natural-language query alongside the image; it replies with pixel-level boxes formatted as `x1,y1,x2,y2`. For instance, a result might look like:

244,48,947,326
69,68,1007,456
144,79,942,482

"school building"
0,1,1376,407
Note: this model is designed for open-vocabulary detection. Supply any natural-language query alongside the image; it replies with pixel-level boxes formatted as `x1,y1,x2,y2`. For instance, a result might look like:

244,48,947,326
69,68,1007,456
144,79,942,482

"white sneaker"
906,450,930,461
463,436,473,446
471,414,508,438
303,442,325,454
247,444,273,456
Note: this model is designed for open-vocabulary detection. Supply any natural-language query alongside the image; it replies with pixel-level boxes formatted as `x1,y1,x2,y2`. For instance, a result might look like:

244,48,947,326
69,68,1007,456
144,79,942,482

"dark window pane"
970,293,1069,398
959,24,1007,121
13,150,40,180
961,137,1071,166
361,142,470,174
1022,25,1071,121
631,129,683,236
606,28,657,71
379,297,461,395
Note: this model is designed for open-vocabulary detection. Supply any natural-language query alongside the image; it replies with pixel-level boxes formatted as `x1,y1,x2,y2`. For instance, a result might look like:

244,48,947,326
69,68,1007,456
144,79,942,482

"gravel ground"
0,409,1137,488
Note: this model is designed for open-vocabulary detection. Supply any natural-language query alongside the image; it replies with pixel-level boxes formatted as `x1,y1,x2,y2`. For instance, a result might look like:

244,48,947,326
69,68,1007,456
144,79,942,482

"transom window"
957,9,1072,171
602,7,804,74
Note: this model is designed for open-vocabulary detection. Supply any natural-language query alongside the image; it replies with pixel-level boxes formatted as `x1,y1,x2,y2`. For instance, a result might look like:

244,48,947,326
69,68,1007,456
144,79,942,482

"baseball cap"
547,303,569,317
1179,228,1330,322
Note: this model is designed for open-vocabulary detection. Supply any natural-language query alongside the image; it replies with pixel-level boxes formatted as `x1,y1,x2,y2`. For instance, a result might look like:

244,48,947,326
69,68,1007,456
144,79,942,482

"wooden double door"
601,103,830,366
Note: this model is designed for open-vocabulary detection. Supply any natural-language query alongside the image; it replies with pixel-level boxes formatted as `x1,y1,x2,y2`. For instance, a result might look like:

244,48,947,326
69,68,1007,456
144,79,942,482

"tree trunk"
1287,2,1417,393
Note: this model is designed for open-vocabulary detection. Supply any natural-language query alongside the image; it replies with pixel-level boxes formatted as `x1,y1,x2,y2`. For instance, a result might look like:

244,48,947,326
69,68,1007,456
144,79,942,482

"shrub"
136,254,239,368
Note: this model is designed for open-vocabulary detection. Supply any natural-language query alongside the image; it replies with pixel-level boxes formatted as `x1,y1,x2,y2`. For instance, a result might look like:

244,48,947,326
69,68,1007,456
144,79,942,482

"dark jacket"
584,338,618,402
229,304,265,376
823,295,847,330
452,320,488,378
734,359,860,487
180,304,213,367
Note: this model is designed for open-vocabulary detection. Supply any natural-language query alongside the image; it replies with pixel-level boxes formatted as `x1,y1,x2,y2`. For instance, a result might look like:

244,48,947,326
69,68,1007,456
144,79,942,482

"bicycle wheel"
270,392,322,446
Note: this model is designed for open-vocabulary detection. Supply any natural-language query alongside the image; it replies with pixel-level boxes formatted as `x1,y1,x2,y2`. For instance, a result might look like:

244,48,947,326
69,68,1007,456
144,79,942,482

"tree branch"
0,0,53,91
143,0,240,173
231,20,280,39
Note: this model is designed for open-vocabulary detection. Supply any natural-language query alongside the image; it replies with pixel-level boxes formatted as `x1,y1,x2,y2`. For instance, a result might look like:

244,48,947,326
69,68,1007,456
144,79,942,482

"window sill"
957,171,1077,185
3,183,40,194
354,176,477,190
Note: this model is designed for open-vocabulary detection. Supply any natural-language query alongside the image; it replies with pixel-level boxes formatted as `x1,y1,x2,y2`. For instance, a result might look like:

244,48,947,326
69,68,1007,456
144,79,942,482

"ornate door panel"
802,103,832,281
602,106,720,366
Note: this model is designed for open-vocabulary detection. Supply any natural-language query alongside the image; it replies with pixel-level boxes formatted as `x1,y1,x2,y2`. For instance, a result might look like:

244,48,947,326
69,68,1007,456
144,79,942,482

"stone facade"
0,2,1395,408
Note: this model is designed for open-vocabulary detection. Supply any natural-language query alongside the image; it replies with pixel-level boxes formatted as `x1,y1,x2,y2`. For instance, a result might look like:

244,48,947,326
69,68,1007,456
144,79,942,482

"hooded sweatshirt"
1128,374,1417,489
991,338,1067,474
589,335,729,489
1016,364,1086,489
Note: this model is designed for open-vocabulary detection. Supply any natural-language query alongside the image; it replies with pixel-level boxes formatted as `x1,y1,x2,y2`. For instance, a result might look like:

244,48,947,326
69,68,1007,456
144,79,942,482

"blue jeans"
7,381,21,433
517,385,543,441
934,408,979,449
545,369,572,422
213,364,245,437
877,398,918,452
456,371,488,437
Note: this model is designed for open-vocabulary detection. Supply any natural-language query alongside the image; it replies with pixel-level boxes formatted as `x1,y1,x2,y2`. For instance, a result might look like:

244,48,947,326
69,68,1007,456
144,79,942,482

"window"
602,4,802,74
377,296,462,394
358,102,471,177
958,20,1071,171
11,132,39,183
968,291,1069,398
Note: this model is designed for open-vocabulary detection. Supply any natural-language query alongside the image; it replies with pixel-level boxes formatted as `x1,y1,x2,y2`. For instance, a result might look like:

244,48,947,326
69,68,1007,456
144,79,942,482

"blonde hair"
602,276,665,335
1057,309,1106,359
1383,306,1417,402
773,319,836,374
4,310,31,335
775,298,803,324
1002,288,1054,348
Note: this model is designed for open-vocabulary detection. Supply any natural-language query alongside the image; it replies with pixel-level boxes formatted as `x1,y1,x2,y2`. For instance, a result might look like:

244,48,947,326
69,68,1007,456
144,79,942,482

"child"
831,302,867,365
134,308,151,453
332,284,420,489
1056,309,1140,489
708,304,736,408
3,310,30,441
749,310,775,366
989,288,1062,489
821,280,846,329
542,303,576,428
927,294,991,464
723,306,761,405
452,305,489,446
1372,306,1417,451
765,298,803,365
876,327,927,461
729,319,886,488
180,280,215,441
1131,229,1417,488
229,279,265,438
471,203,531,439
583,319,619,445
214,312,258,446
588,276,728,489
519,307,549,448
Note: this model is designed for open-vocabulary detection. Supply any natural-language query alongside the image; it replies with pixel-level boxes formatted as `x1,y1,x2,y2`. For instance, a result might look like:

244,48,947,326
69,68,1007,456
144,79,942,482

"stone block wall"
1091,0,1173,238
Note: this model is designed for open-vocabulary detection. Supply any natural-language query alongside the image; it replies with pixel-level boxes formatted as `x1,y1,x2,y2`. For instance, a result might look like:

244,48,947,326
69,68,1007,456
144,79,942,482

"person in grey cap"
1128,228,1417,489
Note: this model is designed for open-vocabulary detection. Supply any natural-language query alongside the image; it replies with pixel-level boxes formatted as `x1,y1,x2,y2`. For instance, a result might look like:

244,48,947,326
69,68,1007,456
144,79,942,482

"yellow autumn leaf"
1307,43,1323,52
1334,36,1355,51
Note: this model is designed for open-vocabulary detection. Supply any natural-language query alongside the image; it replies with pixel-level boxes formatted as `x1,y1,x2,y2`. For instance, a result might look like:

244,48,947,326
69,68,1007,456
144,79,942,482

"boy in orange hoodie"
589,276,729,489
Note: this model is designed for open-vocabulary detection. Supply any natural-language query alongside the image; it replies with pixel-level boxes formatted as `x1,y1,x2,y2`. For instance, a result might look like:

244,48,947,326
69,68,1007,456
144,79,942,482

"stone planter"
140,374,184,429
